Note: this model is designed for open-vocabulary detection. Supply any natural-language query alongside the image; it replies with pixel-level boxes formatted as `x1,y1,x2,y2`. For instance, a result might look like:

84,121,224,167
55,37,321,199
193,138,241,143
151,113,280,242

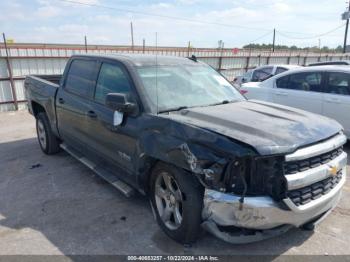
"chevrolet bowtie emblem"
328,164,338,176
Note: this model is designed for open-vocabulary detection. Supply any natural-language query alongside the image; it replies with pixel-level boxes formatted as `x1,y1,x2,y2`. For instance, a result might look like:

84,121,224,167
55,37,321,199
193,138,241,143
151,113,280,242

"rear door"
323,71,350,137
56,58,99,149
272,72,324,114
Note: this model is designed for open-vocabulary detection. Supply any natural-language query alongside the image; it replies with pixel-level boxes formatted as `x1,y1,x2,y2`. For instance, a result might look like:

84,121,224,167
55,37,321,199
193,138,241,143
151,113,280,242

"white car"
241,65,350,138
233,64,301,86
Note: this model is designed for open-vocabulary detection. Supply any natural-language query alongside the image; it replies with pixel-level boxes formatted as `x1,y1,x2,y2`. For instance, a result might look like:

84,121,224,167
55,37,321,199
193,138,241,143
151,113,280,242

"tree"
242,43,341,52
321,46,330,52
335,45,343,52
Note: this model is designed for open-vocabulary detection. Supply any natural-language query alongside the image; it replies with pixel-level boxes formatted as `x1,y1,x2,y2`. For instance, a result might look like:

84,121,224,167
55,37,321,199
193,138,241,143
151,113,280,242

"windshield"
136,64,245,113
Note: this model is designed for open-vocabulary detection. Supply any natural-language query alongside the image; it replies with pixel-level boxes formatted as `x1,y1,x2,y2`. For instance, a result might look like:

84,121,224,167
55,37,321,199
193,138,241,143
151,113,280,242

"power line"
58,0,272,32
57,0,347,42
343,1,350,53
247,30,273,43
277,23,346,40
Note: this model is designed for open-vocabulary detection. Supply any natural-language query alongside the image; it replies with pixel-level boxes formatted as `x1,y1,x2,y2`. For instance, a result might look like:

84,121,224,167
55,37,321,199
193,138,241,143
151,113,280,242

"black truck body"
25,54,347,244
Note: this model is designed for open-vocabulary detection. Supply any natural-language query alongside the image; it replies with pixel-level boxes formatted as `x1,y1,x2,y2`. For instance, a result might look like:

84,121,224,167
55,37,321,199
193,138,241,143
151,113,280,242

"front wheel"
150,163,204,244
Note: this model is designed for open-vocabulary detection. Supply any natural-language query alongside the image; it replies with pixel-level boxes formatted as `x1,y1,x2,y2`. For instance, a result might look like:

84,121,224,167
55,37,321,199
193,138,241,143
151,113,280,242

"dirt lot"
0,110,349,255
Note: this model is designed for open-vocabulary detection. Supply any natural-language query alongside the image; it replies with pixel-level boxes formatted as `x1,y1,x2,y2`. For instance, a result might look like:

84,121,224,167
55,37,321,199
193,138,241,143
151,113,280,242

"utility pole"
130,22,134,50
84,35,88,53
343,1,350,53
187,41,191,57
272,28,276,52
318,39,321,50
2,33,18,110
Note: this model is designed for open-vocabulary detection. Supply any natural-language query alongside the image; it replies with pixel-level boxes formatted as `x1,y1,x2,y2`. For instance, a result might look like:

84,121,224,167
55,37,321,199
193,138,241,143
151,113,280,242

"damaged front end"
177,142,295,243
199,133,347,244
138,118,346,244
199,155,293,244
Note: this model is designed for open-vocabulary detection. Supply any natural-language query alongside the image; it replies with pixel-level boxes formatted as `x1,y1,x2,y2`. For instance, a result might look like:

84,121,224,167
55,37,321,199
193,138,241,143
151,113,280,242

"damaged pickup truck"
25,54,347,244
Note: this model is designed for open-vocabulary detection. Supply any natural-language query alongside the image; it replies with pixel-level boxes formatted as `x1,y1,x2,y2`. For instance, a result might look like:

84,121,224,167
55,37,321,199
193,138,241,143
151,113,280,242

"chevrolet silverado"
24,54,347,244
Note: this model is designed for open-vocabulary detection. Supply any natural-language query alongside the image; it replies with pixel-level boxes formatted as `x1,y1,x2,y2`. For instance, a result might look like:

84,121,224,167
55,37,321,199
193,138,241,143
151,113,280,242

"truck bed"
30,74,62,85
24,74,62,136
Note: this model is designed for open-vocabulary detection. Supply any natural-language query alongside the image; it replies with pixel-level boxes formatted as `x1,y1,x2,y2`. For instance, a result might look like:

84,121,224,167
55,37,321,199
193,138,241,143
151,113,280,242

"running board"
60,143,135,197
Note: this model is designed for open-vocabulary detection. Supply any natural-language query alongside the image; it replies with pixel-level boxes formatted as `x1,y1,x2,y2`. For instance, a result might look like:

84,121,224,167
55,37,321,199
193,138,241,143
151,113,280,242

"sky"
0,0,348,48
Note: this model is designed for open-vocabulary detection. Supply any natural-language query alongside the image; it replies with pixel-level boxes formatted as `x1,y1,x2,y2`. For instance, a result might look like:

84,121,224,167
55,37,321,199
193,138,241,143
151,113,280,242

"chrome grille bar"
285,133,347,162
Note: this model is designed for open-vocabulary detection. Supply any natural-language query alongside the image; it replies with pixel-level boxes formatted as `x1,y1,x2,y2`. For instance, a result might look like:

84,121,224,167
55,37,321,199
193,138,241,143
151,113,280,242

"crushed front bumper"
203,172,344,229
202,181,343,243
202,134,347,243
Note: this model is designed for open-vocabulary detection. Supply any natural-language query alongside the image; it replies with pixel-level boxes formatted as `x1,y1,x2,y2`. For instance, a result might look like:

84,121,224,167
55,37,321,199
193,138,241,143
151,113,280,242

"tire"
36,112,60,155
150,162,204,244
301,223,315,231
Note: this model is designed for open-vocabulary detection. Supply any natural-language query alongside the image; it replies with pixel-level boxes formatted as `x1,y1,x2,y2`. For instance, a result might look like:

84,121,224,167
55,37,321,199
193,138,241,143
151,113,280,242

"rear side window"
65,59,97,97
252,67,273,82
327,72,350,96
275,67,288,75
94,63,132,104
277,72,323,92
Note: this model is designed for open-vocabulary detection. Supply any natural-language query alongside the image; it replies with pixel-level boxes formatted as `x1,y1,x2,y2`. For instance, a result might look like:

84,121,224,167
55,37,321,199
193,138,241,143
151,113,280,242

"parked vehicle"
25,54,347,244
308,60,350,66
241,65,350,139
233,64,300,87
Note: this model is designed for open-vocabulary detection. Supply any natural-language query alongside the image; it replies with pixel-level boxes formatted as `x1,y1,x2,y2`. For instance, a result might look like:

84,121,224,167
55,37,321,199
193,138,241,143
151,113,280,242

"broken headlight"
220,156,287,200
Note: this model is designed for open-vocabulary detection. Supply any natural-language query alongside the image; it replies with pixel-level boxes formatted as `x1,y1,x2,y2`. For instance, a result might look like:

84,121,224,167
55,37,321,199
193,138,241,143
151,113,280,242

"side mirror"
241,77,247,83
105,93,136,114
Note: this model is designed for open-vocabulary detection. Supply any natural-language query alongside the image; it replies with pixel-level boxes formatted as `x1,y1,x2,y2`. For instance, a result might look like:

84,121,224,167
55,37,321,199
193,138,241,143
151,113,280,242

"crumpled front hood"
163,100,342,155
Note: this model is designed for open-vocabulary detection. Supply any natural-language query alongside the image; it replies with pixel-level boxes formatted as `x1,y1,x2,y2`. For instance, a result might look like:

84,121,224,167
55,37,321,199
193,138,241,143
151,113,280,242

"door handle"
325,98,340,103
58,98,65,104
275,91,288,96
86,110,97,118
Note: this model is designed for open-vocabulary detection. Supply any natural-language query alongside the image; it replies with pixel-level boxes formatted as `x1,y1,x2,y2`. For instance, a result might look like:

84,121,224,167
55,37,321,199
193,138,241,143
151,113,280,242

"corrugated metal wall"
1,43,349,112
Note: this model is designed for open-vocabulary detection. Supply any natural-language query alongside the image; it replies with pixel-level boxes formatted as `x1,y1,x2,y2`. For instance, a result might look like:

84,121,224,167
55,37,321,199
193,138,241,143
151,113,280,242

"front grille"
286,170,343,206
284,147,343,175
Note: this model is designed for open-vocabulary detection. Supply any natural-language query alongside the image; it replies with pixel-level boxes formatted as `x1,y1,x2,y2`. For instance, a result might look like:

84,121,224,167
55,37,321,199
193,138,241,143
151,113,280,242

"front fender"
134,118,256,192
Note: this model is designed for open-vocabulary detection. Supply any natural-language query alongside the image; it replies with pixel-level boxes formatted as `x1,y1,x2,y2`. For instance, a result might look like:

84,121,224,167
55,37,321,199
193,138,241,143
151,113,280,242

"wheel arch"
31,101,46,117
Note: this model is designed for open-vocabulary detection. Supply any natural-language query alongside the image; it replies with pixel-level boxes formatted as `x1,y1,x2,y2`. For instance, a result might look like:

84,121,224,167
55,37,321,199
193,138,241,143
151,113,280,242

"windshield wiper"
158,106,189,114
204,100,234,107
158,100,235,113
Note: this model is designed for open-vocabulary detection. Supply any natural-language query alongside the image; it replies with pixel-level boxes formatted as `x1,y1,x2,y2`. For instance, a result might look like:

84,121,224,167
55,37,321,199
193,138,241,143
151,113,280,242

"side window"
327,72,350,96
252,67,273,82
65,59,97,97
243,70,252,79
286,72,323,92
241,70,252,83
275,67,288,75
95,63,132,104
276,75,289,89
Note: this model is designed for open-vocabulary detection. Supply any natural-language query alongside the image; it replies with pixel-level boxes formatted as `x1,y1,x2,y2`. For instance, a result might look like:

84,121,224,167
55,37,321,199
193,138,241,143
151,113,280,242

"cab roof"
277,65,350,73
71,53,201,67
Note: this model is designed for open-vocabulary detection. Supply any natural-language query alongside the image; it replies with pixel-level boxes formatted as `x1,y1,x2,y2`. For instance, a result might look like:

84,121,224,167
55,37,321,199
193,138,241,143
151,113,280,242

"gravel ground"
0,110,349,255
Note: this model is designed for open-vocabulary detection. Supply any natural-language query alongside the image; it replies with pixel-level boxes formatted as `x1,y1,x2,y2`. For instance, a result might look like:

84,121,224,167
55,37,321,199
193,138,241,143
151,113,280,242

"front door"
322,71,350,137
84,61,140,177
272,72,324,114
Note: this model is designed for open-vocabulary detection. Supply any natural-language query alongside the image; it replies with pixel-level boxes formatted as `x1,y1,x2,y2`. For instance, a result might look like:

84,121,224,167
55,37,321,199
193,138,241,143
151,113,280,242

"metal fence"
1,43,350,112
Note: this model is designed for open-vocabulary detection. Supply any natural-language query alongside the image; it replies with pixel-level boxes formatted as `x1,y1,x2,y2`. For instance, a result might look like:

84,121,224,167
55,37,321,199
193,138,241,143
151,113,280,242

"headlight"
222,156,287,200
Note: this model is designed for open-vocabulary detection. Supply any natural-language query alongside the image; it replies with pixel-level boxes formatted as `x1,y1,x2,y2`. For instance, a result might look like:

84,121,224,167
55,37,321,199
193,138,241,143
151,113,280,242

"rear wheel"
36,112,60,155
150,163,204,244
